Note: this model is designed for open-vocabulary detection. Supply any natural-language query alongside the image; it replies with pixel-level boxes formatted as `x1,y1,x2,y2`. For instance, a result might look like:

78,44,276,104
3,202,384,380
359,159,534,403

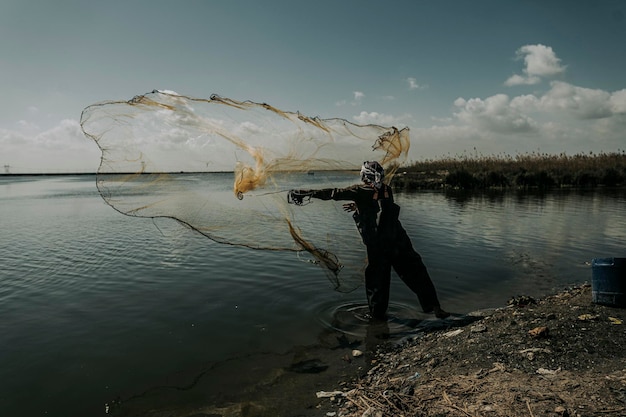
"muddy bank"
326,284,626,417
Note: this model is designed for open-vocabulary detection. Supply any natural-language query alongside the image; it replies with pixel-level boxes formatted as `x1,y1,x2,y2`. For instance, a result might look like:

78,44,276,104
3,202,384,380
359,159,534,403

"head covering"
360,161,384,189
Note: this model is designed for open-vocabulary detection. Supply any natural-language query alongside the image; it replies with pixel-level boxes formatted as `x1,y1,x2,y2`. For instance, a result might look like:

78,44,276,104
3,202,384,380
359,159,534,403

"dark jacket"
311,184,402,246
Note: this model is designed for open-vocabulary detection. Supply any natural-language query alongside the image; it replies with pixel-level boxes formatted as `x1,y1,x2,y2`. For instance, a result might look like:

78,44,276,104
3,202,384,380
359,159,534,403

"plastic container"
591,257,626,308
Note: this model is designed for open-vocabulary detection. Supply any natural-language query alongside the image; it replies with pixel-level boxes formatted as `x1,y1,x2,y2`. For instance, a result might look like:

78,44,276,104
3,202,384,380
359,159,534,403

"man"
289,161,449,320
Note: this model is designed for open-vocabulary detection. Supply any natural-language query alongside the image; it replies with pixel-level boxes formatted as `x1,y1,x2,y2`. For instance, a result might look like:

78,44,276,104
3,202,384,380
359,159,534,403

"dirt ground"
110,284,626,417
327,284,626,417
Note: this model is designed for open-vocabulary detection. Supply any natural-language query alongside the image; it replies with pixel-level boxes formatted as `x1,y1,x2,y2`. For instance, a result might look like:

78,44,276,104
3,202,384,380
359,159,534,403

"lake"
1,175,624,416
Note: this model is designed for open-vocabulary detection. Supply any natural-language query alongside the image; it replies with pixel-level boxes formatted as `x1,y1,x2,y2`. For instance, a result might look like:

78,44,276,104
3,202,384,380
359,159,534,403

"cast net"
80,90,410,292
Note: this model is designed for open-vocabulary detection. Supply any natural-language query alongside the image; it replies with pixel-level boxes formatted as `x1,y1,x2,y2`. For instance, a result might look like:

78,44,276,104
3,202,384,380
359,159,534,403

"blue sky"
1,0,625,173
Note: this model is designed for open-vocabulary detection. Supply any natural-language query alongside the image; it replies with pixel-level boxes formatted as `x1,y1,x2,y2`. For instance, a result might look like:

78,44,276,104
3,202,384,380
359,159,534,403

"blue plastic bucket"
591,257,626,308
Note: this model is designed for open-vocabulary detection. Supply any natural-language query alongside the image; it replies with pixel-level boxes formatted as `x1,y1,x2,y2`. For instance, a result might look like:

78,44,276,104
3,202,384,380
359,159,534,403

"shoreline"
110,284,626,416
323,283,626,417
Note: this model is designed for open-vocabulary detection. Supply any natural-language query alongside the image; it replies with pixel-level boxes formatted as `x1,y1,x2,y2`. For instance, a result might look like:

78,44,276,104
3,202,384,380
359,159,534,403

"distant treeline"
392,150,626,190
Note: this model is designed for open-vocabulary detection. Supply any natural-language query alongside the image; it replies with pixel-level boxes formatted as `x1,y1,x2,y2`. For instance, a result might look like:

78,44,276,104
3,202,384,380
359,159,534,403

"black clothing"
309,184,441,318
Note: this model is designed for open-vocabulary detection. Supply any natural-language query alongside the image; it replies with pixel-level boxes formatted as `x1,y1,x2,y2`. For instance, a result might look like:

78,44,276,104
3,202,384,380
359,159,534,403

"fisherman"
288,161,449,320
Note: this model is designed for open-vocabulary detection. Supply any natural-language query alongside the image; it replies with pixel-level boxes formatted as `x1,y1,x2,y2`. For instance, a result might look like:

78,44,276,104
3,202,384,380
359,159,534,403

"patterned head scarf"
360,161,384,189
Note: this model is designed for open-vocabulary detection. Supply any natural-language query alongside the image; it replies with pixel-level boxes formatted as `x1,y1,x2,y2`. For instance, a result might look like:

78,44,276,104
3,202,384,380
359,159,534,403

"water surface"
1,176,623,416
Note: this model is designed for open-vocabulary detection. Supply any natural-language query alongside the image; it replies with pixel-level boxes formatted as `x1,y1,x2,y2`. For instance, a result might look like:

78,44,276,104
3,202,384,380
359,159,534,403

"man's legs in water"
392,237,450,318
364,245,392,320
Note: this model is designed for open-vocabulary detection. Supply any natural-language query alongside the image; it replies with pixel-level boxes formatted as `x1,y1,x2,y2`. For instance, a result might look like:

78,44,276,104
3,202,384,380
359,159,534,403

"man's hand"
288,190,313,205
342,203,356,212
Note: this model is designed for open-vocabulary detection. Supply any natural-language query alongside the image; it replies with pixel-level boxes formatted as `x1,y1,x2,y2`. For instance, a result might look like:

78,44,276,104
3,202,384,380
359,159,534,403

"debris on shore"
322,284,626,417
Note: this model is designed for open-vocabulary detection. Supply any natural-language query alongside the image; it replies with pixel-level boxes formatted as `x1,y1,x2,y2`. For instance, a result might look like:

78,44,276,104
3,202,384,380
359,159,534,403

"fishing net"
80,90,410,292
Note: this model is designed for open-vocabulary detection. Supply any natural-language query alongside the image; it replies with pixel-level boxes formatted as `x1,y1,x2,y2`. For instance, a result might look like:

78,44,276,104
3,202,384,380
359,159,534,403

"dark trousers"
365,231,440,319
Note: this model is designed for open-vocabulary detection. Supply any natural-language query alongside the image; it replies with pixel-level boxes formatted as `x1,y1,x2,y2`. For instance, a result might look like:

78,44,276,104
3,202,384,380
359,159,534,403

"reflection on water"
396,187,626,314
1,176,624,416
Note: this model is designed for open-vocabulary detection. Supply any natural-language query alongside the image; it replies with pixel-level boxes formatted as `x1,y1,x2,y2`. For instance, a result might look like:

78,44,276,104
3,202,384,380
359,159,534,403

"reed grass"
393,149,626,190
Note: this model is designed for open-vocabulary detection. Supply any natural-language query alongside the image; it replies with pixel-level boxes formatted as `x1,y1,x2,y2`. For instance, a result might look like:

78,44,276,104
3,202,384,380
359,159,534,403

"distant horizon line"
0,170,359,177
0,171,231,176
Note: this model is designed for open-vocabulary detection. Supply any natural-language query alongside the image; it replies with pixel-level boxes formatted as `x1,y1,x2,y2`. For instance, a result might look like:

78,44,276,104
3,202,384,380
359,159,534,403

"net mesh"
80,90,410,292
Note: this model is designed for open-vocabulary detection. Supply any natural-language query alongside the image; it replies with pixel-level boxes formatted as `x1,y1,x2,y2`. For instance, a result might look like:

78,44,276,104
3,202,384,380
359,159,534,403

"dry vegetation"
393,150,626,190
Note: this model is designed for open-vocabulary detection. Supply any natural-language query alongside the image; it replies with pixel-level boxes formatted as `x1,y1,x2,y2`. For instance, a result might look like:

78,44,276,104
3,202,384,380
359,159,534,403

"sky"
1,0,625,173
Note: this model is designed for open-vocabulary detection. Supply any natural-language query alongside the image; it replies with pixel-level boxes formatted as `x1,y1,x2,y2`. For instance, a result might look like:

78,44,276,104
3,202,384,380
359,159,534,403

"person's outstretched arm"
287,186,361,205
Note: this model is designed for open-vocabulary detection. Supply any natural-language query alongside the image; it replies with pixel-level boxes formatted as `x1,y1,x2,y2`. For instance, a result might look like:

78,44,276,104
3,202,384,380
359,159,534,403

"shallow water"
1,176,624,416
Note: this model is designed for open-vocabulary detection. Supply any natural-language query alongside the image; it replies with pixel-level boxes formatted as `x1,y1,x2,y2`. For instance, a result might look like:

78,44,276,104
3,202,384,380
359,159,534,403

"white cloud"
238,121,263,134
413,45,624,159
335,92,365,107
519,44,566,77
593,112,626,139
539,81,613,119
453,93,538,133
407,77,428,90
510,94,540,113
36,119,85,148
1,119,99,173
418,75,626,159
505,44,566,86
353,111,399,126
0,128,26,146
17,119,40,131
504,74,540,86
609,89,626,113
